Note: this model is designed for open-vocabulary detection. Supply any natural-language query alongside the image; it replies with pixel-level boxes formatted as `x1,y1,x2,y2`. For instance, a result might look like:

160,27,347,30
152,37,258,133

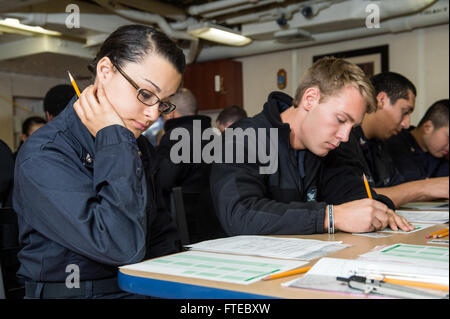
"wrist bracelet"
328,205,335,234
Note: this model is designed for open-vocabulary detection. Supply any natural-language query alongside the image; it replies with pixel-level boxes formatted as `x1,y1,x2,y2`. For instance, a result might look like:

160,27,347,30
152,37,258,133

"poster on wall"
312,45,389,78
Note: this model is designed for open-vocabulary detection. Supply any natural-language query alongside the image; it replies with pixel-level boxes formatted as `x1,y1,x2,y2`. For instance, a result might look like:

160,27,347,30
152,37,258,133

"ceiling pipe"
193,0,449,62
92,0,193,41
226,3,301,25
92,0,200,64
188,0,257,16
202,0,285,19
240,0,438,38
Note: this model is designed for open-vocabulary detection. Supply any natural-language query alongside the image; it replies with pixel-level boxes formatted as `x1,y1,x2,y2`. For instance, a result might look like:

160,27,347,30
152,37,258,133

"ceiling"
0,0,448,79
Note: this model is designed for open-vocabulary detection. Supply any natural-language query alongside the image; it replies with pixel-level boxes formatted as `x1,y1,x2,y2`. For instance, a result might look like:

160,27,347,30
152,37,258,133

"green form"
380,244,449,263
120,251,308,285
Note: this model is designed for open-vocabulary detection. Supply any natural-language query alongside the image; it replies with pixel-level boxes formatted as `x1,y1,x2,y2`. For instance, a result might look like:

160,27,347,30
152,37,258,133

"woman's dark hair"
88,24,186,76
22,116,46,136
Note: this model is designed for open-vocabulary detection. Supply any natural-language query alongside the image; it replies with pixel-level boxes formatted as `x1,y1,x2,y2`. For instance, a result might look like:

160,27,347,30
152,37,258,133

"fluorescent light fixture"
0,18,61,36
188,23,252,46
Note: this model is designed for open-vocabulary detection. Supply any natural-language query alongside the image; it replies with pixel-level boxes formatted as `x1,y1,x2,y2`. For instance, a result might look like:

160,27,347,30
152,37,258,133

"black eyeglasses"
112,63,176,114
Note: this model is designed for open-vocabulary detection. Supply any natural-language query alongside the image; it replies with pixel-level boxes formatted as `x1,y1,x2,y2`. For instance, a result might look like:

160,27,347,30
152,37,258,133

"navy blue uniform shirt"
13,98,180,282
386,127,449,181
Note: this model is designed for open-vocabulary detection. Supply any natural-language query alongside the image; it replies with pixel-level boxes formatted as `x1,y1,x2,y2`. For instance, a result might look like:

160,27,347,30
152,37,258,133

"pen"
262,265,312,281
68,70,81,97
363,173,372,199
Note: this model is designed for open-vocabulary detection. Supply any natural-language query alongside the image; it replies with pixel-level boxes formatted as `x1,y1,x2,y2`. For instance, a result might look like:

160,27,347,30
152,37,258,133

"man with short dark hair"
321,72,449,208
386,99,449,181
216,105,247,132
43,84,76,121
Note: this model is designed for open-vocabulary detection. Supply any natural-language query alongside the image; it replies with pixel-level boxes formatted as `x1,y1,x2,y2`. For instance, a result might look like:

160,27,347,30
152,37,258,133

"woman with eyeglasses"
13,25,185,299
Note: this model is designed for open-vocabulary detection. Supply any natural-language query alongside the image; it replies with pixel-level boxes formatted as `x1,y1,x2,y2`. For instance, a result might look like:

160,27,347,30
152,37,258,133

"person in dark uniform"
156,88,226,243
322,72,448,208
386,99,449,181
13,24,184,299
216,105,247,133
0,139,14,208
210,57,412,236
43,84,76,121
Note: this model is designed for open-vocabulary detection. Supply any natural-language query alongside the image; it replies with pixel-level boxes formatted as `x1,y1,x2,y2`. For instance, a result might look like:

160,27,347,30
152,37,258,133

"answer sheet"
185,235,350,260
120,250,307,285
359,243,449,269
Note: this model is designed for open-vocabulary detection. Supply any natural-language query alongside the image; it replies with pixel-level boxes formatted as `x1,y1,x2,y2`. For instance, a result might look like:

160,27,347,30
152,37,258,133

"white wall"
238,24,449,126
0,72,90,149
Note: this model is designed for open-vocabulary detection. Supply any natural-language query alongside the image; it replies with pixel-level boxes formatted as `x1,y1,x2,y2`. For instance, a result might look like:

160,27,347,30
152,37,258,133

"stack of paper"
400,202,448,211
121,236,351,286
358,243,449,269
284,257,448,297
395,210,449,224
185,235,350,261
285,244,448,298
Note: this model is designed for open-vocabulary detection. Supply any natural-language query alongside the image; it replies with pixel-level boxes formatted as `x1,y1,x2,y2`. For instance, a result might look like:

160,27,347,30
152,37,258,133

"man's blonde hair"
293,57,377,113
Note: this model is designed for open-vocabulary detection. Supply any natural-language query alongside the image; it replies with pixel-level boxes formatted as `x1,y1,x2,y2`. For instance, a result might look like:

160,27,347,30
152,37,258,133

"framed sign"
313,45,389,77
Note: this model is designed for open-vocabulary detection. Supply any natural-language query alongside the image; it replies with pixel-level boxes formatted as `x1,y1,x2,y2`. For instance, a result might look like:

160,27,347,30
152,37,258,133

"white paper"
284,257,449,297
185,235,350,260
400,202,449,211
359,243,449,269
395,209,449,224
353,232,392,238
120,250,308,285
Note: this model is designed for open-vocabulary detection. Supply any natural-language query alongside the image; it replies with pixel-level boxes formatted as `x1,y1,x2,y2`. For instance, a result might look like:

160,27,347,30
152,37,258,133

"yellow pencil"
426,228,449,239
262,266,312,281
435,231,449,239
382,277,449,292
363,173,372,199
67,71,81,97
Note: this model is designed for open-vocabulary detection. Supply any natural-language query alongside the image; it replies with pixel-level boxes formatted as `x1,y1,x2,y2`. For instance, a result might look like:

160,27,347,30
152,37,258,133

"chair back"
170,187,226,245
0,207,24,299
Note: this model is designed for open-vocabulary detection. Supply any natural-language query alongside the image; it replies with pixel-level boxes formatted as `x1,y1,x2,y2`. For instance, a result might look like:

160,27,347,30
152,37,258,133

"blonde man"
210,57,412,236
322,72,448,208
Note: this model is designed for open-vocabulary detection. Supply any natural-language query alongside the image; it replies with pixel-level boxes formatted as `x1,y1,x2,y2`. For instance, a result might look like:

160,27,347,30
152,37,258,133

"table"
118,224,448,299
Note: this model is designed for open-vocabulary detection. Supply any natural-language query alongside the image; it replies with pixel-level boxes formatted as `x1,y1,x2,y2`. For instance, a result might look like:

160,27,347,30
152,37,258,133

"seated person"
13,24,183,299
43,84,76,121
156,88,225,243
210,57,413,236
14,116,47,160
322,72,448,208
386,99,449,181
216,105,247,132
0,139,14,207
